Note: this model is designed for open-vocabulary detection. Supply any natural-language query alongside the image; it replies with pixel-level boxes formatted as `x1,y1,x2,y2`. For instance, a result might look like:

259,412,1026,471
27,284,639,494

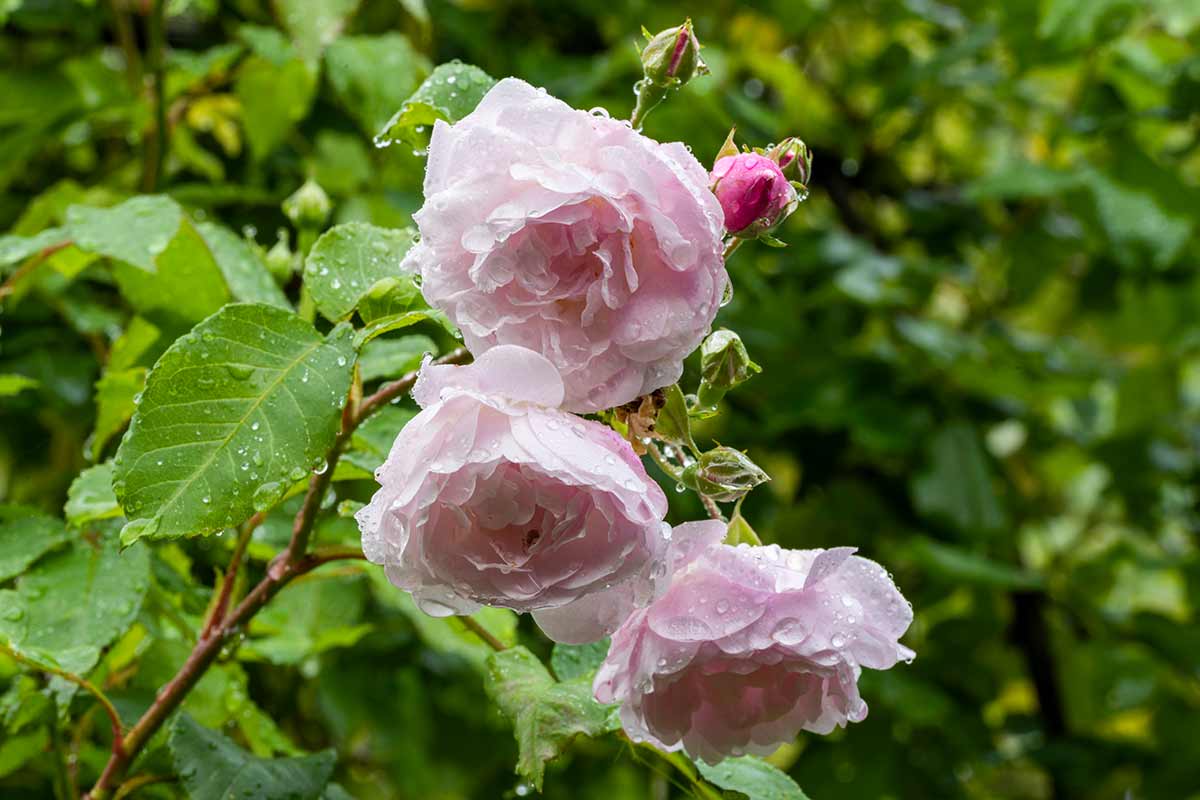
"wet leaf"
695,756,811,800
113,303,355,544
484,646,619,790
376,62,495,151
0,506,67,582
304,222,415,321
169,714,335,800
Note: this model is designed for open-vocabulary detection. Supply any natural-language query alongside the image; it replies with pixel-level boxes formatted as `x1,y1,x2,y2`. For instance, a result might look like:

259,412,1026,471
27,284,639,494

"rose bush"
401,77,728,413
595,540,913,764
356,345,671,640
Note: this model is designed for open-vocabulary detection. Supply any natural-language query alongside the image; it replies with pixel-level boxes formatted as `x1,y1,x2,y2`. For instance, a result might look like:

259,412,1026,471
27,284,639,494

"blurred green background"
2,1,1199,798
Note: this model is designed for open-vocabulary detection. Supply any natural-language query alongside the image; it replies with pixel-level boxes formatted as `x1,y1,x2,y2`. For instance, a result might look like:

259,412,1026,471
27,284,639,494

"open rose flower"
356,345,669,641
402,78,727,413
594,540,914,764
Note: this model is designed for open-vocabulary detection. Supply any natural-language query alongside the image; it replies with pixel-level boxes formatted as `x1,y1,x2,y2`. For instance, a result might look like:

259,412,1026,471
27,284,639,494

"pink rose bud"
403,78,728,413
356,345,671,643
595,540,914,764
711,152,797,237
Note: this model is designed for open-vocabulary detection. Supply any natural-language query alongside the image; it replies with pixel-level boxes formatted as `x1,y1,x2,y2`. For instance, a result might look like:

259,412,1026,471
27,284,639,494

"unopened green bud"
640,19,705,89
283,179,331,230
767,137,813,187
698,329,760,408
681,446,770,502
264,228,295,283
631,20,708,130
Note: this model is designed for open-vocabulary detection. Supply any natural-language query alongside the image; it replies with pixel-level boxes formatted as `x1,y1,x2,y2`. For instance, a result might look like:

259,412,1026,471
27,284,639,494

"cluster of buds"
633,21,812,244
711,131,812,241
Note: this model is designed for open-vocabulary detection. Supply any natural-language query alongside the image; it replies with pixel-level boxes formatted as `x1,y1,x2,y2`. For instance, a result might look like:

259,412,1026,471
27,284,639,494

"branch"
105,0,142,90
356,346,469,421
722,237,743,261
459,616,507,652
646,442,726,522
299,546,369,572
141,0,167,193
645,441,684,482
0,241,72,300
112,774,174,800
84,347,471,800
199,512,261,640
699,494,725,523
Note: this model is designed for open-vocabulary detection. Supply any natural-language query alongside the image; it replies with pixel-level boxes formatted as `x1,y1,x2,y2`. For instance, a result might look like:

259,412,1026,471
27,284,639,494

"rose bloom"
594,537,914,763
402,78,727,413
710,152,796,236
356,345,669,642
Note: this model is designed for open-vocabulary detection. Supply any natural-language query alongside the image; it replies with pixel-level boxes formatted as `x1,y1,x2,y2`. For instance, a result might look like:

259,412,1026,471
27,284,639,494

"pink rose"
594,540,914,764
403,78,728,413
711,152,796,236
355,345,670,641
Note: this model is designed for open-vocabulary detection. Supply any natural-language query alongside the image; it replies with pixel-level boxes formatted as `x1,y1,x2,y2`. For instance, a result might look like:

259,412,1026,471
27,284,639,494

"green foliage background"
2,0,1199,798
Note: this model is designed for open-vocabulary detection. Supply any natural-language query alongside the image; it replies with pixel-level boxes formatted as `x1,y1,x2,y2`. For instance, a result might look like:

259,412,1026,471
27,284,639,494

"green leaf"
369,572,516,670
966,162,1083,200
133,636,298,757
0,227,66,272
102,206,233,324
0,506,68,582
354,307,458,347
272,0,359,63
550,640,610,682
197,222,290,309
911,421,1007,537
376,62,496,151
484,646,620,791
244,567,371,665
359,334,435,382
0,675,52,734
0,374,38,397
236,55,318,161
64,463,122,527
905,537,1044,590
169,714,335,800
325,34,429,136
238,24,294,66
356,275,425,323
92,367,146,460
113,303,356,544
107,317,161,372
65,196,181,273
1083,167,1192,270
725,506,762,546
655,384,698,453
0,526,149,679
1038,0,1136,48
304,222,415,321
0,728,48,780
695,756,811,800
